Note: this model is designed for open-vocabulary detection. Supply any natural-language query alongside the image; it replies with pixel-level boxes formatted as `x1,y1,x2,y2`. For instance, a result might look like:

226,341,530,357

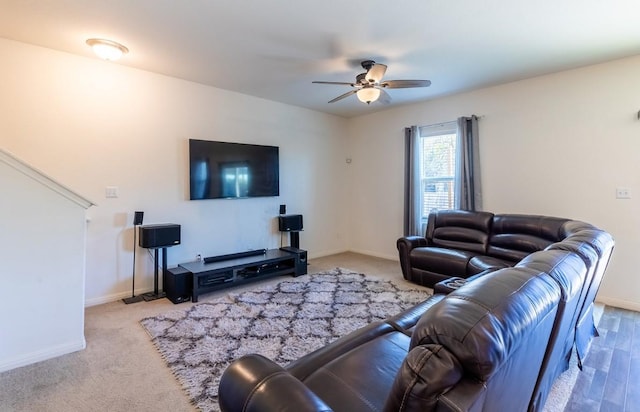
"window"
404,117,480,237
419,122,457,220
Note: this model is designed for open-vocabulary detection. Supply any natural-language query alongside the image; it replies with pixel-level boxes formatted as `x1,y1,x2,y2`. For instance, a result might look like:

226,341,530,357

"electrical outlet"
616,187,631,199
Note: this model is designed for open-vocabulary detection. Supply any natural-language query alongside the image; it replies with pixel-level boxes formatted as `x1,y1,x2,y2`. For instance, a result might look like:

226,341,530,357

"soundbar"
203,249,267,264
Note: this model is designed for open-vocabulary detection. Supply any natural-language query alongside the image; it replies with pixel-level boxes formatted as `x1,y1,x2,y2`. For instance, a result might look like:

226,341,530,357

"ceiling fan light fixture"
313,60,430,105
86,38,129,61
356,87,380,104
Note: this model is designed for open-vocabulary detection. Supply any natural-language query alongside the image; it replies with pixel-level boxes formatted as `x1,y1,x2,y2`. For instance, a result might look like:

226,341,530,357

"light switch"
105,186,119,198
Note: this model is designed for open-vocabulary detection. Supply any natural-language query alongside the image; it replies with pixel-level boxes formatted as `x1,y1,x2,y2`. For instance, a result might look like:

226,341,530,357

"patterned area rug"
140,268,431,411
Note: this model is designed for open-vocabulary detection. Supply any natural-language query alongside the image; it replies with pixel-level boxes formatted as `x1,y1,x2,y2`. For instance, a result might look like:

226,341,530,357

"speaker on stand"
123,211,145,304
138,224,181,301
278,214,303,249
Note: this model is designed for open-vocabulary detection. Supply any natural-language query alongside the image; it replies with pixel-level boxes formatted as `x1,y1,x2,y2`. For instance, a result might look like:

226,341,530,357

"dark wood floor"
564,306,640,411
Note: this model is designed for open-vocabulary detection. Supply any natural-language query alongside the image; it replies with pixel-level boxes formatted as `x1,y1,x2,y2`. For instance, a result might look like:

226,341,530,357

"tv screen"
189,139,279,200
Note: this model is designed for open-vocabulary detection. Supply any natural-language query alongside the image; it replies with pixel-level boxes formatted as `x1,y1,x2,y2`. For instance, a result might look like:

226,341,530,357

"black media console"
177,248,307,302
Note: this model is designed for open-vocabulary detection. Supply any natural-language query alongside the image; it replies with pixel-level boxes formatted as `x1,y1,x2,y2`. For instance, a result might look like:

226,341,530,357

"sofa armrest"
287,321,395,380
397,236,428,280
383,344,463,411
219,354,333,412
436,378,487,412
386,294,445,332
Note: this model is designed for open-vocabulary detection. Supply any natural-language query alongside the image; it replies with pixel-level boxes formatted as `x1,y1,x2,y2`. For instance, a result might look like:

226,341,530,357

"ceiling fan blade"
365,63,387,83
312,81,356,86
378,89,392,105
381,79,431,89
328,89,357,103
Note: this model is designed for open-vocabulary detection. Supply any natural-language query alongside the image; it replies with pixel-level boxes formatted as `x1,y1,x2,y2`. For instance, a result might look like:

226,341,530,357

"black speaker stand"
289,231,300,249
123,222,144,304
123,295,145,304
142,247,167,301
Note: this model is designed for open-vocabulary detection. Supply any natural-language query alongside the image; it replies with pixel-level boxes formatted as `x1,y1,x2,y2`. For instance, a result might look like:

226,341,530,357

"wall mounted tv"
189,139,279,200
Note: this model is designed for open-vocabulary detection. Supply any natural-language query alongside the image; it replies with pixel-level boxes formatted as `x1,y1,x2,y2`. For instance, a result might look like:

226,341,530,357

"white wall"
0,38,350,305
0,156,89,372
348,55,640,311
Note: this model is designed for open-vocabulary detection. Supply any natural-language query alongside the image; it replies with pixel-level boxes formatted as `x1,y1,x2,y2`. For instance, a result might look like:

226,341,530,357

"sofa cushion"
517,250,586,302
468,255,512,273
487,214,570,261
430,226,489,253
410,247,477,277
407,268,455,290
426,210,493,253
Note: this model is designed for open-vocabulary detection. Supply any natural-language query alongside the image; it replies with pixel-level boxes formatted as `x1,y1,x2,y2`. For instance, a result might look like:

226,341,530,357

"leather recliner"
218,212,613,412
397,210,598,288
218,248,593,411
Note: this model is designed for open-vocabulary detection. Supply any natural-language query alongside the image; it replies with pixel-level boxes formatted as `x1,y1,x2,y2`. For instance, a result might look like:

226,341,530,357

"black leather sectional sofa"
218,211,614,412
398,210,601,288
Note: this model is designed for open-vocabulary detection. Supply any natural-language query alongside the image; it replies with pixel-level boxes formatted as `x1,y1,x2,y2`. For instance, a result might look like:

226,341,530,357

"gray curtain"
454,116,482,210
403,126,422,236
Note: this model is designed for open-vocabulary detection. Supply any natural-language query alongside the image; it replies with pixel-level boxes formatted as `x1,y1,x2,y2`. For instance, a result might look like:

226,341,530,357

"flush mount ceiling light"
86,38,129,61
356,87,381,104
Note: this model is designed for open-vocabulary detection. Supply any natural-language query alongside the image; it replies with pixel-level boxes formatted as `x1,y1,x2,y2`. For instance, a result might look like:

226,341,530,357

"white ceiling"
2,0,640,118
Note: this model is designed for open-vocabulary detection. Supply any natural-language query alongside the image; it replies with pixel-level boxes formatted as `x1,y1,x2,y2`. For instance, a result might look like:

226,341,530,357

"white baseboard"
85,288,151,307
595,295,640,312
308,248,398,261
346,248,398,262
0,338,86,373
307,248,350,259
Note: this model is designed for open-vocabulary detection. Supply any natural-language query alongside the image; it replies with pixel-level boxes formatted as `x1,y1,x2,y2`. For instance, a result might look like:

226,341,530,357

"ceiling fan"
312,60,431,105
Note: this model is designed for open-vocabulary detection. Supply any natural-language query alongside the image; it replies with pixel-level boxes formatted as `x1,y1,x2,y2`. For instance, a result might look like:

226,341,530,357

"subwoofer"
294,249,307,276
280,246,307,276
165,266,192,304
139,224,181,248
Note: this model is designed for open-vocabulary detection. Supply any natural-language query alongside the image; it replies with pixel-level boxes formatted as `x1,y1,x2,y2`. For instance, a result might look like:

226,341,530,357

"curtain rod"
419,115,484,129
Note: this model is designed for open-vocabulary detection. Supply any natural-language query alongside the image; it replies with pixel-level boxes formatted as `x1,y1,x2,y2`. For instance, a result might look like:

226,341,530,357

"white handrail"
0,148,95,209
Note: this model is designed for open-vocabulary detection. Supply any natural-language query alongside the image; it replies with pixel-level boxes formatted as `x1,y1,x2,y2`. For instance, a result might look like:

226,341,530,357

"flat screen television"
189,139,279,200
